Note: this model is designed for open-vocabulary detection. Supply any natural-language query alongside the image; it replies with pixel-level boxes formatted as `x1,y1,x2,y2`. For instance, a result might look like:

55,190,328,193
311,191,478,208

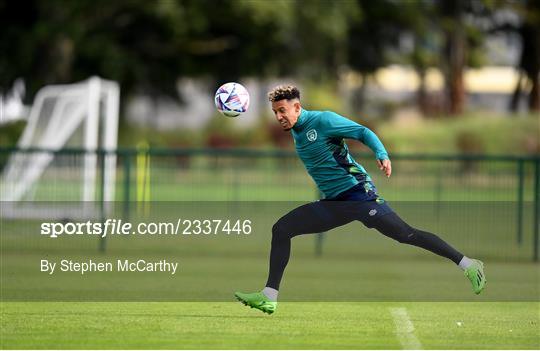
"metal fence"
1,147,539,261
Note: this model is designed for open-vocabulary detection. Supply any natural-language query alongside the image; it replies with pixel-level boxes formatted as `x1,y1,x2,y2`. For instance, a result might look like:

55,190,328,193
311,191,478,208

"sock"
458,256,473,270
262,287,278,301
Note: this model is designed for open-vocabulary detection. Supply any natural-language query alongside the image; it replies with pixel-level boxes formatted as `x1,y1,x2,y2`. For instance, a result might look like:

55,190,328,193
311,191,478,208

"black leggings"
265,204,464,290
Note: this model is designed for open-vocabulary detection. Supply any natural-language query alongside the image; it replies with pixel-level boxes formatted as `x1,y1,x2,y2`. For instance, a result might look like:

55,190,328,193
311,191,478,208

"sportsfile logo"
41,219,132,238
40,218,252,238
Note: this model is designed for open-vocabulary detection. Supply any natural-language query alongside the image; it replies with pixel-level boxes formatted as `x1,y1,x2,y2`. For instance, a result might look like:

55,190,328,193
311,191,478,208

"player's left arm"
321,111,391,177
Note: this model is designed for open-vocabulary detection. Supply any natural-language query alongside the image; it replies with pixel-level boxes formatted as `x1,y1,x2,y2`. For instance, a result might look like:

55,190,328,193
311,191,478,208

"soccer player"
235,85,486,314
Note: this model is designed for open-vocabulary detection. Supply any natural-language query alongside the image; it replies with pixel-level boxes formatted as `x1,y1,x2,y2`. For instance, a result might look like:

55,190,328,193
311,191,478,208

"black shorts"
323,181,394,226
276,182,394,234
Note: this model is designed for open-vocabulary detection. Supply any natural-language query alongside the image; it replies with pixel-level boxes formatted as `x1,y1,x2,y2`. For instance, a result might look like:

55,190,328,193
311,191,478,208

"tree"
389,1,441,115
0,0,187,100
0,0,364,103
439,0,468,115
475,0,539,113
435,0,504,115
346,0,404,112
512,0,540,112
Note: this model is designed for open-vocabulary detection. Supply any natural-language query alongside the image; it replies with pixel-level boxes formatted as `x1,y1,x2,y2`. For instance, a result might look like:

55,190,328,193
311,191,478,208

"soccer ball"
214,82,250,117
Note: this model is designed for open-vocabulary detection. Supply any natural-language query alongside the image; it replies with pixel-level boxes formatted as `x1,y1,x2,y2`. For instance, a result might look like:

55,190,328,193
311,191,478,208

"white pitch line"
390,307,423,350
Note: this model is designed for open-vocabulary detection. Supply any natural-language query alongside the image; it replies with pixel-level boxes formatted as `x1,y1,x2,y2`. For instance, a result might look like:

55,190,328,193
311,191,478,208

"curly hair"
267,85,300,102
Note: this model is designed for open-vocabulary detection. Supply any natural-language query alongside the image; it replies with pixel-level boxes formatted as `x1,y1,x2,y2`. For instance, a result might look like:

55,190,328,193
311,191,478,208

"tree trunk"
510,71,523,112
440,0,466,116
351,74,368,114
519,0,540,112
445,25,466,115
530,72,540,112
416,68,428,115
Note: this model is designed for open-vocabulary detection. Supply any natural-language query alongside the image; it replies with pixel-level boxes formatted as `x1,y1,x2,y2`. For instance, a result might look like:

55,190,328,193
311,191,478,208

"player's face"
271,99,301,131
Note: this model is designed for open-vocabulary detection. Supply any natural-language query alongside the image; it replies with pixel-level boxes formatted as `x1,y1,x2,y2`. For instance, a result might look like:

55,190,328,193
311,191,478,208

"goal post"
0,77,120,219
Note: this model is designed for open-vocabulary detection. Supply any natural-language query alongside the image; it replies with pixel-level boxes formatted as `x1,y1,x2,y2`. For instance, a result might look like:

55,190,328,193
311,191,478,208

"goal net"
0,77,119,219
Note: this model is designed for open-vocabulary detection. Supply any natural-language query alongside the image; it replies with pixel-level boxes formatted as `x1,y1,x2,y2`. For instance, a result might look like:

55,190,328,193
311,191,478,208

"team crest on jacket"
306,129,317,142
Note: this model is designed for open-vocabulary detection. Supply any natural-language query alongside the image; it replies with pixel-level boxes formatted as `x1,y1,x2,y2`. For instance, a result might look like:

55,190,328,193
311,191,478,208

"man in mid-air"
235,85,486,314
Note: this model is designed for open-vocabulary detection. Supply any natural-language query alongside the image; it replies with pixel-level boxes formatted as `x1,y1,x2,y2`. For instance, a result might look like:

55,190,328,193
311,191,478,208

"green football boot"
464,259,487,295
234,291,277,314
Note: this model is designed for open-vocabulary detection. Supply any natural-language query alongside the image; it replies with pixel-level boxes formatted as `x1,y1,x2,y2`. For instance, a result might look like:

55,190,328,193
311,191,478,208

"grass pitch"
1,302,538,349
2,156,539,349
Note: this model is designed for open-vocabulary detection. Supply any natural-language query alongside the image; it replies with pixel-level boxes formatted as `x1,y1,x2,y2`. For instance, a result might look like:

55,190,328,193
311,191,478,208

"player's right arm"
320,111,391,177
